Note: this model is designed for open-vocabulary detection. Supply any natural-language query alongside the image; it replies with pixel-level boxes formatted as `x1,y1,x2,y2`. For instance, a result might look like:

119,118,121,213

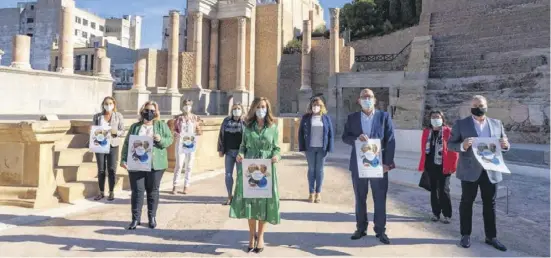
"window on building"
83,19,88,26
93,42,99,48
84,55,88,71
75,17,81,24
74,55,81,71
30,5,34,10
99,25,105,32
91,22,96,29
27,18,34,23
91,54,95,70
54,56,59,70
26,33,33,37
91,34,96,38
75,29,79,36
82,31,88,38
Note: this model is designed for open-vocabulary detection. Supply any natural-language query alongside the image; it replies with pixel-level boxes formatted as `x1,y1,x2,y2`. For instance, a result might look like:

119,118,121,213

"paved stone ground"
0,153,548,256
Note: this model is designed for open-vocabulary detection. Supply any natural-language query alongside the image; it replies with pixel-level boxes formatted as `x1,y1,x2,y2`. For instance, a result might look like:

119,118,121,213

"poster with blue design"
89,125,111,154
127,135,153,172
242,159,273,198
355,139,383,178
473,137,511,173
179,132,197,154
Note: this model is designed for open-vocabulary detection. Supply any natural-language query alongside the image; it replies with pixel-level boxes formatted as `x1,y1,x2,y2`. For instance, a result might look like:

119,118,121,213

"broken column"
57,2,75,74
208,19,219,91
299,20,313,112
10,35,32,69
114,57,151,116
329,8,340,77
230,16,250,111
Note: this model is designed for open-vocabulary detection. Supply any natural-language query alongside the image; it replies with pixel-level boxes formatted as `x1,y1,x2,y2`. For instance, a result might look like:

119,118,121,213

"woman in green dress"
230,97,281,253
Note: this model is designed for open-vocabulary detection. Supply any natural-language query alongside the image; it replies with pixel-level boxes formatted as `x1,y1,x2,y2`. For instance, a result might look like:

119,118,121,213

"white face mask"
256,108,267,119
103,104,114,112
312,106,321,114
251,170,263,180
96,134,105,141
182,105,192,113
431,118,443,127
364,151,376,160
232,109,242,117
135,147,145,155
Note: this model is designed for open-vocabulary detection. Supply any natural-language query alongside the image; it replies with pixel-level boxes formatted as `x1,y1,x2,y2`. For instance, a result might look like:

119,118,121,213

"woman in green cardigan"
121,100,173,230
231,97,281,253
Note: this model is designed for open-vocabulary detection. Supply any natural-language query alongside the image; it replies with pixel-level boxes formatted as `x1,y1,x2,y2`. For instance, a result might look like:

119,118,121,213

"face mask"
431,119,443,127
232,109,242,117
481,149,495,159
312,106,321,114
256,108,267,119
142,110,155,121
471,107,487,117
182,105,192,113
360,99,373,110
103,104,114,112
364,151,376,160
96,134,105,141
251,170,263,180
135,146,145,156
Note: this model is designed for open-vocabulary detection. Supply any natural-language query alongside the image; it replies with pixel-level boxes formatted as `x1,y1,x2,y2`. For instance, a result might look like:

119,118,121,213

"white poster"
179,133,197,154
89,126,111,154
472,137,511,174
127,135,153,172
355,139,384,178
242,159,273,198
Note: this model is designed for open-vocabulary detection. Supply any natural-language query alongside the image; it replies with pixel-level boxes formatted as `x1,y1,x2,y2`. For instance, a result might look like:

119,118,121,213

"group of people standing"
90,87,510,253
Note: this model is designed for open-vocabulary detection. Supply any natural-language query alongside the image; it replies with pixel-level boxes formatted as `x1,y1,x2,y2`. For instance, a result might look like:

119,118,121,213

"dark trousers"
352,173,388,234
129,169,165,221
459,170,497,238
95,146,119,193
428,168,452,218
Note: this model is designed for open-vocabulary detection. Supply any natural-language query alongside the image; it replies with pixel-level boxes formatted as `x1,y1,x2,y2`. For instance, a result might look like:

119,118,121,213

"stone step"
430,58,545,69
433,34,549,47
431,42,550,57
432,0,548,15
433,31,550,43
0,198,35,208
429,65,538,78
432,38,550,53
57,175,126,204
55,148,96,167
56,162,98,183
431,11,548,27
0,186,37,200
431,5,548,22
54,134,90,151
427,73,541,91
430,23,548,37
430,22,549,35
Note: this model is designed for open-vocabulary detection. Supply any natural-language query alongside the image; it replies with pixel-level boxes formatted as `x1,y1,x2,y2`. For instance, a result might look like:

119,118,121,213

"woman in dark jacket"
298,97,334,203
417,110,458,224
217,103,245,205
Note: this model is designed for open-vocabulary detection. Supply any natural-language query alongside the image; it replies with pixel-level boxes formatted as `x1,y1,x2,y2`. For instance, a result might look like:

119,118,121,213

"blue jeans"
305,147,326,194
224,149,239,196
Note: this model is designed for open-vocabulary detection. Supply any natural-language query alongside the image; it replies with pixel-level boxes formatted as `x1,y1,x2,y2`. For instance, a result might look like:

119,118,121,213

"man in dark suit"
448,95,510,251
342,88,396,244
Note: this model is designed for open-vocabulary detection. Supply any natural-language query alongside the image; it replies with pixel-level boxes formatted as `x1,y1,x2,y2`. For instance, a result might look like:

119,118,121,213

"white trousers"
173,147,195,187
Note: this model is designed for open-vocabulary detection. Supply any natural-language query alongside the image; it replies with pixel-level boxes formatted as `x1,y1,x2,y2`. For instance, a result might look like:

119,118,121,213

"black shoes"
376,233,390,244
148,217,157,229
247,235,258,253
127,220,140,230
350,231,367,240
460,235,471,248
107,192,115,201
485,238,507,251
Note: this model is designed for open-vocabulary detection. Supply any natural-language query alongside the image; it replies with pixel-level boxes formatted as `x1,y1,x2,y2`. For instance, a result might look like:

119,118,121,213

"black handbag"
419,170,431,192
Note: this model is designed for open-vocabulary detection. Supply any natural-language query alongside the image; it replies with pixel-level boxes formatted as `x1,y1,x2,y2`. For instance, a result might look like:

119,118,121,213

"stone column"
236,17,247,91
133,58,147,91
93,48,106,76
166,10,180,93
114,57,151,116
208,19,219,90
10,35,32,69
299,20,313,112
57,3,75,74
309,10,314,32
97,57,111,78
329,8,340,77
193,12,203,89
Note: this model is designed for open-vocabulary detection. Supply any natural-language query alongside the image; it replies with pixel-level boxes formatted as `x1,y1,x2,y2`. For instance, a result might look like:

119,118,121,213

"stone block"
298,89,313,114
150,92,183,116
113,89,151,117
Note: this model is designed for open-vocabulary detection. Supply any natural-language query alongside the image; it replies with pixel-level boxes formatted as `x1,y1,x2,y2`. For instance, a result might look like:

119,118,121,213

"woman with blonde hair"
172,99,203,195
121,101,173,230
217,102,245,205
298,96,334,203
92,96,125,201
231,97,280,253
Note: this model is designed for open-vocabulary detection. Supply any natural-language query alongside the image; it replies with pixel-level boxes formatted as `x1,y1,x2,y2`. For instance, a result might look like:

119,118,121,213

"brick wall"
179,52,194,88
279,53,301,113
255,4,282,114
154,50,168,88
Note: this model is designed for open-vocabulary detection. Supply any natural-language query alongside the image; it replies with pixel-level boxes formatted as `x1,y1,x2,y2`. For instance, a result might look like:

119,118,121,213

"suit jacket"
448,116,510,184
298,113,334,153
341,110,396,178
92,112,125,147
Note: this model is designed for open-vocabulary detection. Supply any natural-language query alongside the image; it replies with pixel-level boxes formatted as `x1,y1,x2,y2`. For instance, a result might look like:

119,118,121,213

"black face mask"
142,110,155,121
471,107,487,117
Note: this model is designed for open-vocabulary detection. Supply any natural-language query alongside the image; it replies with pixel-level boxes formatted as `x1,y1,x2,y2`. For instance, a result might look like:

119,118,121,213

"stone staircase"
53,133,130,204
425,0,550,144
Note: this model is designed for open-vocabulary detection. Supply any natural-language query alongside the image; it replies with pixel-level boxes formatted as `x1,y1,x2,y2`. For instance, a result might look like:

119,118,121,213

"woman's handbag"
418,170,431,192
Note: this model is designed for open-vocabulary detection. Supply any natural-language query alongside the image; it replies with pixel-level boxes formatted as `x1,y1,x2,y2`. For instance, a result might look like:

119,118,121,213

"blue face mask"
360,99,373,109
256,108,267,119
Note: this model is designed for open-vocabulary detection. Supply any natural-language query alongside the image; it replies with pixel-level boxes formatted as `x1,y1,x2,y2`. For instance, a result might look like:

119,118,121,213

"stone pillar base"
298,88,313,113
150,92,183,116
113,89,151,116
10,62,31,70
181,88,211,115
230,89,250,112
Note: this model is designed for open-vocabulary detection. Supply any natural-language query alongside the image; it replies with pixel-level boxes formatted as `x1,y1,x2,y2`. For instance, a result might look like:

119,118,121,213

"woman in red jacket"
418,110,458,224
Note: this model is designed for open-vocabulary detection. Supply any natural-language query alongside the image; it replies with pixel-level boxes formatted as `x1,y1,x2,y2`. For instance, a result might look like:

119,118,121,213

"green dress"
229,122,281,225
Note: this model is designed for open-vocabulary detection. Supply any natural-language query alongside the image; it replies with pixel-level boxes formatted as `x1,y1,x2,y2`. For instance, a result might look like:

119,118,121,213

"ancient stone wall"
255,4,282,113
348,26,419,55
154,50,168,88
179,52,195,89
279,53,301,113
311,39,329,96
219,19,238,92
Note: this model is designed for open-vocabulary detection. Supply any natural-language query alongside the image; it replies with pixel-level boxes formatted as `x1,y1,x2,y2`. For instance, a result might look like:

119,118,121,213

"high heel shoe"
247,235,257,253
254,236,264,253
127,220,140,230
148,217,157,229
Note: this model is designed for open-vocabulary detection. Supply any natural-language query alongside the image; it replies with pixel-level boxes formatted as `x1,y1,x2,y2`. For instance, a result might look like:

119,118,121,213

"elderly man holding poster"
342,88,395,244
448,95,510,252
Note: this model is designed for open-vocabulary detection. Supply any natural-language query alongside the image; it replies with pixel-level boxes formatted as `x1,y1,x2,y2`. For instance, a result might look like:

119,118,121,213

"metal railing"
354,40,413,63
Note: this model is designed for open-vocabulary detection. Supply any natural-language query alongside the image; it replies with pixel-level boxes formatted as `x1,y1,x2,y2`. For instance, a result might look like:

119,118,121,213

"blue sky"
1,0,347,49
